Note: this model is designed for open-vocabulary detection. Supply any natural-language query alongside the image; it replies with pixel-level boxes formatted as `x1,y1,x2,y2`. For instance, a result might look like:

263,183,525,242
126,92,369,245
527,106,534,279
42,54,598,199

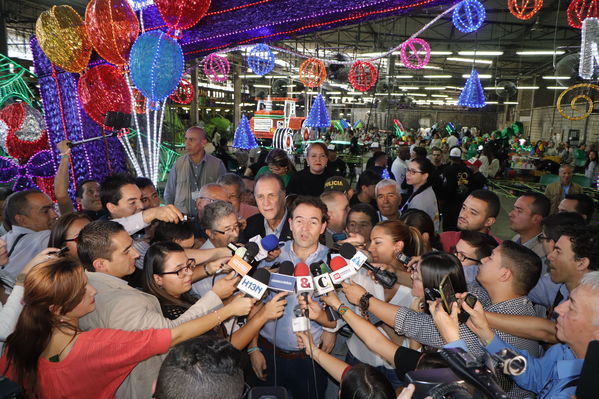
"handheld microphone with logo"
310,262,339,322
267,261,296,293
329,256,357,285
236,268,271,325
338,243,397,289
294,262,314,317
249,234,280,262
227,242,260,276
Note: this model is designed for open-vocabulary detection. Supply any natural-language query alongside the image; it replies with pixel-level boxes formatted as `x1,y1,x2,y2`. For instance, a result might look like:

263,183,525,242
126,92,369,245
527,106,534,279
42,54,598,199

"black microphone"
237,268,271,326
309,262,339,322
338,243,397,289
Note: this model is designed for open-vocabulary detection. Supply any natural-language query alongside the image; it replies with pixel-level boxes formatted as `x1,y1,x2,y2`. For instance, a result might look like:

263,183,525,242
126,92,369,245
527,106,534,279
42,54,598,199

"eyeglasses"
63,236,78,243
406,168,425,175
159,259,196,278
538,234,552,242
452,248,481,264
213,223,241,235
199,197,217,203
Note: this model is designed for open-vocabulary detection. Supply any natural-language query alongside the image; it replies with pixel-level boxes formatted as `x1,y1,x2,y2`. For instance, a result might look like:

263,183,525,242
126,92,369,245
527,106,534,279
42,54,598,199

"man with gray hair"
217,173,258,219
164,126,226,215
193,200,240,297
191,183,229,240
437,270,599,399
375,179,401,221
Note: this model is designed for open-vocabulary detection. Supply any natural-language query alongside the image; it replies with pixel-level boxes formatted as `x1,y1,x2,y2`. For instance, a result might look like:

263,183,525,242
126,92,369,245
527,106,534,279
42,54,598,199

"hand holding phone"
438,275,477,323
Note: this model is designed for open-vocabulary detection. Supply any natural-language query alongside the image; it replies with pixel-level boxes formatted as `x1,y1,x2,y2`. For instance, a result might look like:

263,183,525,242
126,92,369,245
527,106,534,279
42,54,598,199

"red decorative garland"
348,61,378,92
567,0,598,28
508,0,543,20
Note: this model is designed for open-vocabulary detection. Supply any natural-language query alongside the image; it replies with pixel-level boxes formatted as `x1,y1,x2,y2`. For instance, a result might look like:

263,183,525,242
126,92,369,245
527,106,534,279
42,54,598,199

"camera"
405,347,525,399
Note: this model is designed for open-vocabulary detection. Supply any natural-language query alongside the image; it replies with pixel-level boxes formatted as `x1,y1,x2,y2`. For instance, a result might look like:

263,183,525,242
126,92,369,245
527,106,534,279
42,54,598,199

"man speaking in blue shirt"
249,196,336,399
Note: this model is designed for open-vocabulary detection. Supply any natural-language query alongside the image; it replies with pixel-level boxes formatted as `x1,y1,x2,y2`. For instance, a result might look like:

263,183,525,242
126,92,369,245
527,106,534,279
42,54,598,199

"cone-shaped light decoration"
305,94,331,128
458,68,486,108
232,115,258,150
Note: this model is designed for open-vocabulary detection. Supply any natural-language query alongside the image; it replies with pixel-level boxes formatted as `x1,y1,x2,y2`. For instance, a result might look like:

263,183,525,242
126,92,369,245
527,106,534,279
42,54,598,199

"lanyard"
189,158,204,189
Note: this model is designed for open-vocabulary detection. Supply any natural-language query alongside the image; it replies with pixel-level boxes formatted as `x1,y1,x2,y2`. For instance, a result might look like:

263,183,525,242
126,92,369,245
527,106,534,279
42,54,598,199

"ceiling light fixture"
423,75,453,78
516,86,539,89
446,57,493,64
541,76,570,79
458,51,504,56
516,50,565,55
462,74,492,78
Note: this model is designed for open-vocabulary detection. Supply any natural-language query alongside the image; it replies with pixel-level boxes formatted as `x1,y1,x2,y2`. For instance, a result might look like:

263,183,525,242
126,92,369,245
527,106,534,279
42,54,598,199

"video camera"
405,346,526,399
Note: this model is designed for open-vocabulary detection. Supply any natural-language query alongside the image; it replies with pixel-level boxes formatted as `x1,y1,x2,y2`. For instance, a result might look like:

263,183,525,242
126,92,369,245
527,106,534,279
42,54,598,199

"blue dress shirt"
258,240,330,351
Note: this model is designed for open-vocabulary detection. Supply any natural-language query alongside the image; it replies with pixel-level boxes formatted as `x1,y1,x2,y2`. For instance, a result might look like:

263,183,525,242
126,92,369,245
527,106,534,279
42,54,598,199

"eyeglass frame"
451,248,481,264
406,168,426,175
212,223,241,235
158,259,197,278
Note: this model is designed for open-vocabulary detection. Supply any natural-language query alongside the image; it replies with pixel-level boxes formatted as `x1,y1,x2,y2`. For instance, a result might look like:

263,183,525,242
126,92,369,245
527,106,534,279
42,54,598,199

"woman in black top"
287,142,333,197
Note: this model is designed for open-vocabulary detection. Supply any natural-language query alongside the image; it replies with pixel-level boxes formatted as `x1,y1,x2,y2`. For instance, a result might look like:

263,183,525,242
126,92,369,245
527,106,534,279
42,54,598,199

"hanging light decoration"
203,53,230,83
169,79,195,104
400,38,431,69
557,83,599,120
452,0,486,33
579,17,599,79
568,0,599,29
348,61,378,91
508,0,543,20
247,44,276,76
232,115,258,150
458,68,486,108
299,58,327,88
304,94,330,128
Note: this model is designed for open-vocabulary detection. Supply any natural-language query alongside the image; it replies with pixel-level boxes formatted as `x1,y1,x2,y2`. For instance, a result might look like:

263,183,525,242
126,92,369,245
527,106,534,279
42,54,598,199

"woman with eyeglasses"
0,257,255,398
255,148,296,188
48,212,92,259
401,156,440,232
142,241,287,346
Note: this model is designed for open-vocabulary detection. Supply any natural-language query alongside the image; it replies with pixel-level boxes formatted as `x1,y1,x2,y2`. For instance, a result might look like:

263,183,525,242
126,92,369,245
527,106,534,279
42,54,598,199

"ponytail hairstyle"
375,220,426,257
5,257,87,395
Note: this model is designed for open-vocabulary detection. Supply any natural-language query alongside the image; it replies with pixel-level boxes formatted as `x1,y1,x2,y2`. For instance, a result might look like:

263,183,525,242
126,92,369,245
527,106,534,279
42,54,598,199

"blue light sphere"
247,44,276,76
452,0,486,33
129,31,184,109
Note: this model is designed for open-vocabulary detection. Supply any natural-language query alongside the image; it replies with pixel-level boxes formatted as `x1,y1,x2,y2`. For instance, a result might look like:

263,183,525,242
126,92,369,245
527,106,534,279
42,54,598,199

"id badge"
191,190,201,201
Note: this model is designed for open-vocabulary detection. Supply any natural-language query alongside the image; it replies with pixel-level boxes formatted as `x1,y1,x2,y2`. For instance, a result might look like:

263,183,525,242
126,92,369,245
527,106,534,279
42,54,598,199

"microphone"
249,234,280,262
310,262,339,322
267,261,296,292
338,243,397,289
226,242,260,276
329,256,357,285
294,262,314,317
310,262,334,296
236,268,271,326
66,132,115,147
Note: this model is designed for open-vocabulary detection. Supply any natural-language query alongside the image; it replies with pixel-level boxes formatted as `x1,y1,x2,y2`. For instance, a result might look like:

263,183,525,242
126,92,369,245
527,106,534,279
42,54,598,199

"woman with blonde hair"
342,219,425,389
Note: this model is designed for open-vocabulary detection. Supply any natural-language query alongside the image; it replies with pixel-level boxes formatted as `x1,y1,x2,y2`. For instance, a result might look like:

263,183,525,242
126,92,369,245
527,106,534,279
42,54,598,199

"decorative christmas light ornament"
203,53,230,83
299,58,327,88
0,119,8,153
400,38,431,69
568,0,598,29
557,83,599,120
579,17,599,79
0,102,49,163
458,69,486,108
0,150,55,191
169,79,195,104
129,31,184,110
78,65,132,128
232,115,258,150
85,0,139,66
247,44,276,76
155,0,211,37
452,0,486,33
381,168,391,179
508,0,543,20
348,61,378,91
35,5,91,73
305,94,330,128
132,88,147,114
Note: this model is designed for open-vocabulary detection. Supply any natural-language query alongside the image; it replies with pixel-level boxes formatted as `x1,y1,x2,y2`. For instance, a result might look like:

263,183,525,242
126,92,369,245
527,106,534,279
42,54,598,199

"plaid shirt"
394,286,540,399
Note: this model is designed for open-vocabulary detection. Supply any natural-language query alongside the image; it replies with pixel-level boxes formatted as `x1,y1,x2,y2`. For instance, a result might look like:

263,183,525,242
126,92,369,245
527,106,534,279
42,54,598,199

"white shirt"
0,284,23,341
391,157,409,194
2,225,51,279
347,269,414,368
446,135,458,148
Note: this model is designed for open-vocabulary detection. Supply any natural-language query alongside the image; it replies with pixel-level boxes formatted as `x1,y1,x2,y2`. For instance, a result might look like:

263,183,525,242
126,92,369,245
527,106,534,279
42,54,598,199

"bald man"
164,127,226,215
